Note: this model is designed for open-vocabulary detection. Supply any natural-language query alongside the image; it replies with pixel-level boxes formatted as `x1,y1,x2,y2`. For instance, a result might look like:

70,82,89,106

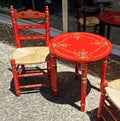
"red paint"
10,6,57,96
49,32,112,111
49,32,112,62
97,11,120,26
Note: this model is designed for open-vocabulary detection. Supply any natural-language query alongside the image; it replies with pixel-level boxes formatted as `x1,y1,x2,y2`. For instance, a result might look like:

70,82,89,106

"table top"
97,11,120,26
49,32,112,62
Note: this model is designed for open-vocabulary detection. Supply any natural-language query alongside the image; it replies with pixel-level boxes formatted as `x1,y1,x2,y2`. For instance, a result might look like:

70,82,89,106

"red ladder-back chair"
10,5,58,96
97,79,120,121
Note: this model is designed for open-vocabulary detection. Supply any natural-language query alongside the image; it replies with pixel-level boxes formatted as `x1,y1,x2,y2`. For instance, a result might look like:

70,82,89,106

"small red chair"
10,5,58,96
97,79,120,121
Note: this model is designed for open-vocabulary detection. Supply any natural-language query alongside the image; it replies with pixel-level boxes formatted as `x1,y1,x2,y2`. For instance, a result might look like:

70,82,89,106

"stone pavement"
0,41,102,121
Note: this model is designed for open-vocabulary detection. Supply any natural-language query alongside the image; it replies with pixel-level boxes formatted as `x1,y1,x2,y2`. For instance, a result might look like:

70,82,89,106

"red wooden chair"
97,79,120,121
10,5,58,96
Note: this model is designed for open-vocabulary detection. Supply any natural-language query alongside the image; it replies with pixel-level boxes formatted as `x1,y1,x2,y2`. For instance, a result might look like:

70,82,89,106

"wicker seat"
10,6,58,96
98,79,120,121
79,16,99,27
11,47,50,64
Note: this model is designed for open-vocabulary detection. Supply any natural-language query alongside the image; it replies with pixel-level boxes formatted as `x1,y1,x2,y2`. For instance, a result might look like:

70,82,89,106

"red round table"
49,32,112,112
97,11,120,39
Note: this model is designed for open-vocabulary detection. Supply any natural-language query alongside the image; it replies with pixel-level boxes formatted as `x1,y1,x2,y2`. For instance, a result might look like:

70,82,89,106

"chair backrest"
77,0,99,7
10,5,50,48
77,0,100,19
77,0,93,7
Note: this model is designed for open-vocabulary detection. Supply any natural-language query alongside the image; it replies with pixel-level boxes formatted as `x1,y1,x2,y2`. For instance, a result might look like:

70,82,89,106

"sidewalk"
0,41,102,121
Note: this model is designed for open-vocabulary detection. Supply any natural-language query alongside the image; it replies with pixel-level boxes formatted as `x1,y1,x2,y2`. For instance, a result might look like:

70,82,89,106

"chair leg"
21,65,25,74
83,15,86,32
47,61,51,77
11,59,20,96
94,24,99,34
78,21,81,32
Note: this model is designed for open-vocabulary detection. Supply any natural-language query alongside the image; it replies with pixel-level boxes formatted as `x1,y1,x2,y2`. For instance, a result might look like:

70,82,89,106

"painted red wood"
97,82,107,120
81,63,88,112
10,5,50,47
101,57,108,84
16,10,46,18
50,54,58,96
49,32,112,112
49,32,112,62
97,11,120,26
10,6,57,96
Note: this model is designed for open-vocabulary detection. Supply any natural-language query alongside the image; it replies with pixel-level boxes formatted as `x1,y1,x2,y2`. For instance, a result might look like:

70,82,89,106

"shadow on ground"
87,108,98,121
10,71,97,111
58,54,120,81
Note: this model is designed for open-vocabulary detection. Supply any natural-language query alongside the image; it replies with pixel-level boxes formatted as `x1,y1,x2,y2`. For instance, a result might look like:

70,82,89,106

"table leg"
101,57,108,84
83,15,86,32
50,54,58,96
97,57,108,119
97,81,107,120
80,63,88,112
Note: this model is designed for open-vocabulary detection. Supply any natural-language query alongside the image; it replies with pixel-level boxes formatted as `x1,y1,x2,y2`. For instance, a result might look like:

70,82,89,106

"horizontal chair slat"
20,83,50,89
18,72,48,77
16,10,45,18
18,24,46,29
20,35,46,40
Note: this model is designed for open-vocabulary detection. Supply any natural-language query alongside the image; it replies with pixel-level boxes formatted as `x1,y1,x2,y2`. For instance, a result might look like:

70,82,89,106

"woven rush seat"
79,16,99,26
105,79,120,110
11,47,50,64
